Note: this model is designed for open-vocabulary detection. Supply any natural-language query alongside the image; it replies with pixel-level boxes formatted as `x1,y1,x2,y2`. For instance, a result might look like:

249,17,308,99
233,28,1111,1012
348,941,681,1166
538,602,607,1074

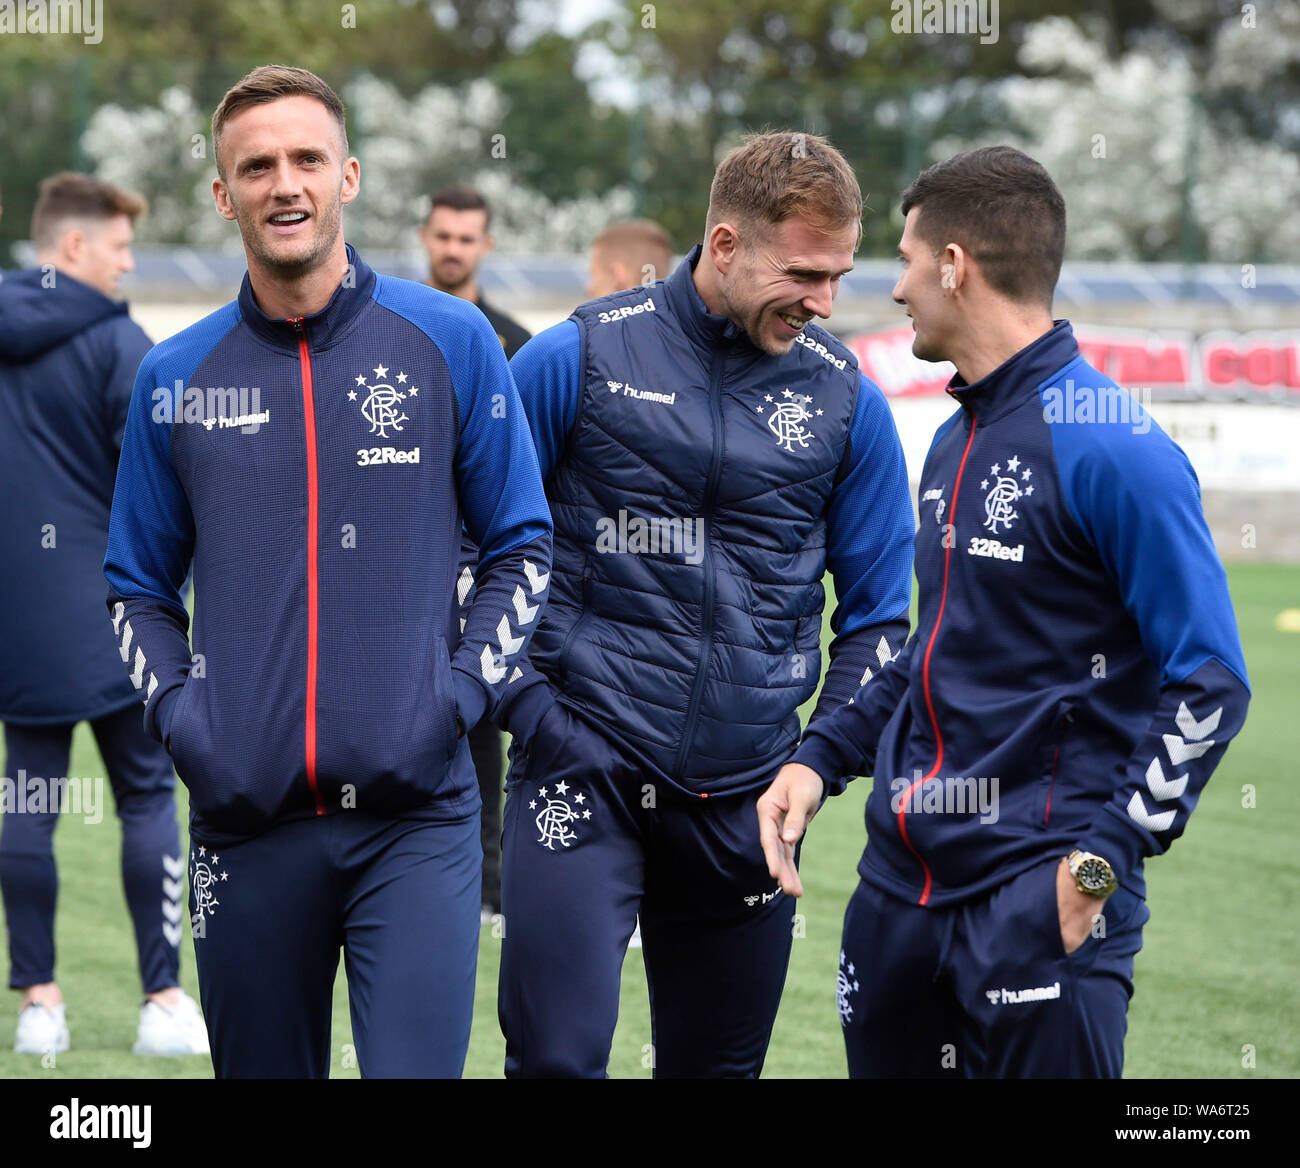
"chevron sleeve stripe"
104,342,203,744
1052,395,1251,889
450,537,552,733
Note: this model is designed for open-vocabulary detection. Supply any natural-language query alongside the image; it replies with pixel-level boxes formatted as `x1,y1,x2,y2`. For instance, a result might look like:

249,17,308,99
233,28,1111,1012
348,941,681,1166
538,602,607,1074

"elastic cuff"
452,670,490,737
152,686,184,747
1075,802,1152,893
791,738,849,798
497,681,555,747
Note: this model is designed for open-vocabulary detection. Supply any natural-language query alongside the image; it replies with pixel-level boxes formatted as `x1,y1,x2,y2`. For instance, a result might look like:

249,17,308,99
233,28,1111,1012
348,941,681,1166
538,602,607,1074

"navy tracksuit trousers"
838,857,1149,1078
498,704,795,1079
0,703,181,994
189,810,480,1079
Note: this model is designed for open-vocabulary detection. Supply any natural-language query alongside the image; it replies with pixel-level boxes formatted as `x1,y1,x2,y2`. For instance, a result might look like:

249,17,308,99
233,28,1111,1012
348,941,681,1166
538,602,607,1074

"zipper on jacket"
291,315,326,817
670,350,725,784
901,406,978,905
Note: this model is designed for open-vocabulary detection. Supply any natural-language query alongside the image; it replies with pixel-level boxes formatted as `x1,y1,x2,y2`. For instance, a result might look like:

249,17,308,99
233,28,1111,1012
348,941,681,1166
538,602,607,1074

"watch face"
1077,858,1111,892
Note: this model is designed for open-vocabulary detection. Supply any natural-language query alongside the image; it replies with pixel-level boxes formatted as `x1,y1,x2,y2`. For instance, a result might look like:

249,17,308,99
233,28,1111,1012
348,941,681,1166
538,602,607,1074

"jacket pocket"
393,634,460,788
557,567,594,685
168,674,288,832
1033,710,1075,829
315,634,461,815
164,676,199,778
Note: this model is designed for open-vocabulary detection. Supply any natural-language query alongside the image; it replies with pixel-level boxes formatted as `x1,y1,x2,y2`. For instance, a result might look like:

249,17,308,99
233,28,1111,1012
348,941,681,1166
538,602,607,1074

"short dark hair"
31,172,146,249
212,65,348,179
900,146,1066,307
429,185,491,232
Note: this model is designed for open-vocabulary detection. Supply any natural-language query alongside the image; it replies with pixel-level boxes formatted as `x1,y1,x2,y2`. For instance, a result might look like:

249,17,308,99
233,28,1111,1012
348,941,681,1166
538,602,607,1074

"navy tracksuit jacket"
0,267,180,996
795,320,1250,906
104,249,552,845
794,321,1250,1077
0,269,153,723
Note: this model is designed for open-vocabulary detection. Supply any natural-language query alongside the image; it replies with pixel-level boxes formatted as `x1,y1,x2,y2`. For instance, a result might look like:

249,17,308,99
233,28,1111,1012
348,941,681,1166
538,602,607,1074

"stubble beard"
719,266,791,358
236,193,343,281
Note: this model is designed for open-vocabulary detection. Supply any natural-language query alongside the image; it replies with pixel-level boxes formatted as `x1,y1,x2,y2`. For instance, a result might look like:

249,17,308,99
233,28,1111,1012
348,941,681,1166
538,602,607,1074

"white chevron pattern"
523,559,549,594
129,646,146,689
1144,756,1189,801
512,585,539,625
1175,701,1221,740
1162,732,1214,765
496,614,524,656
858,635,899,687
456,566,474,606
1126,791,1176,833
1127,702,1222,835
480,645,506,684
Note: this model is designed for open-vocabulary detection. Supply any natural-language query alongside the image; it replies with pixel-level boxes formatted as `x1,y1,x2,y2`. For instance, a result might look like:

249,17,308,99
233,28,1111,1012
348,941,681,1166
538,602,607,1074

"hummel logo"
608,379,676,406
985,982,1061,1005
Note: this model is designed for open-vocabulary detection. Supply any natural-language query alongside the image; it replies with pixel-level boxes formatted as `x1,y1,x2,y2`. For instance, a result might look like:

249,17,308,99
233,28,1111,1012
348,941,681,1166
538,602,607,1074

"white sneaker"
133,990,210,1056
14,1002,70,1055
628,918,643,949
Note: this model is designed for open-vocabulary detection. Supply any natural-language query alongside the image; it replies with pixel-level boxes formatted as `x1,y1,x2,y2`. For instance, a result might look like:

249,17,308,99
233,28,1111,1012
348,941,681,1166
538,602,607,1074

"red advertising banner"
848,325,1300,402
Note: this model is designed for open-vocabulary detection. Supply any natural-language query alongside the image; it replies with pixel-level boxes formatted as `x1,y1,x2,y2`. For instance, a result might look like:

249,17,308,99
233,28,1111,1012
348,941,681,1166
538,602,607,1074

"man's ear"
212,177,238,222
611,260,633,291
940,242,968,294
707,222,741,276
62,226,86,264
340,156,360,207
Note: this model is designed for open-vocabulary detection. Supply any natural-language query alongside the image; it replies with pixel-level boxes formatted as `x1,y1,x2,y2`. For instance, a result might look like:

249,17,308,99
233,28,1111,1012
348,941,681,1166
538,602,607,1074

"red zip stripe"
296,325,326,816
903,411,978,905
1044,745,1060,826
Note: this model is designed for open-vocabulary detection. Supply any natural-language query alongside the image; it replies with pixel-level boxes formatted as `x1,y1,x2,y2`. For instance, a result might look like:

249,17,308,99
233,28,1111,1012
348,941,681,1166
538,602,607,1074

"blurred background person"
0,173,207,1057
586,219,674,300
422,184,530,922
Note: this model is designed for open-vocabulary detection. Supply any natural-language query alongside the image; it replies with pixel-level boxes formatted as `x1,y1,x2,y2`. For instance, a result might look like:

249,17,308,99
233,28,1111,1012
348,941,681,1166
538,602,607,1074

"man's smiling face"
717,216,857,356
213,94,358,279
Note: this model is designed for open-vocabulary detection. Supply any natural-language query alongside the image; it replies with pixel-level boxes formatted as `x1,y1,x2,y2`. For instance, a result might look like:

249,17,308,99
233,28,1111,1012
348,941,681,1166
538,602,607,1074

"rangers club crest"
754,388,823,453
836,949,860,1024
189,845,228,939
530,780,591,849
980,454,1034,534
348,363,420,438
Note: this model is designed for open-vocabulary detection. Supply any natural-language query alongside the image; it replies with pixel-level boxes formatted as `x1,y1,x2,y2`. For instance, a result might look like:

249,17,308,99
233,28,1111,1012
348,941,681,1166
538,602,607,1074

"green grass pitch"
1,561,1295,1078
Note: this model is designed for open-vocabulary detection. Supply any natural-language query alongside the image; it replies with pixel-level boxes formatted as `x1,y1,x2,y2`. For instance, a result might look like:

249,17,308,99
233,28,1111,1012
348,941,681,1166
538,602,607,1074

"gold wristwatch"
1067,849,1118,897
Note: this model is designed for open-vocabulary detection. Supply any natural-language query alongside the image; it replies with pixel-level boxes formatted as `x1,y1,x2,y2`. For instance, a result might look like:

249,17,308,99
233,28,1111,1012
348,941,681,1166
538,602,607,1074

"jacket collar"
237,244,376,352
947,319,1078,422
662,244,751,350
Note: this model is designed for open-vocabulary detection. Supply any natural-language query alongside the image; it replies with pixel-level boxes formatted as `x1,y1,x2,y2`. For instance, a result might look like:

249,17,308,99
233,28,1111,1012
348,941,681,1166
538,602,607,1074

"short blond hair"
591,219,674,283
706,131,861,240
211,64,348,178
30,173,146,249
